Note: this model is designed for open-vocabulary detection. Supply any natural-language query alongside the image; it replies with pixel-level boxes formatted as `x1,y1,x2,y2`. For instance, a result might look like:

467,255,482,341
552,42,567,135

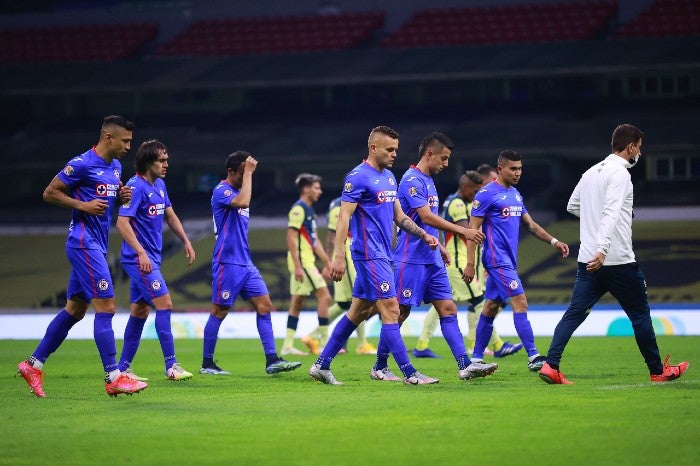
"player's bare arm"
165,206,196,266
286,227,305,282
43,176,108,215
463,216,485,282
415,205,484,244
330,201,357,281
229,156,257,208
522,213,570,258
116,216,152,273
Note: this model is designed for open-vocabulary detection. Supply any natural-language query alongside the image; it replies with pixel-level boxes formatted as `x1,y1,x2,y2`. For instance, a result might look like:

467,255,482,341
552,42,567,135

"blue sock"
94,313,118,373
118,315,146,372
373,326,391,370
257,313,277,358
32,309,79,363
156,310,176,371
439,315,469,370
316,315,356,369
513,312,538,357
381,323,416,378
202,314,223,366
473,314,495,360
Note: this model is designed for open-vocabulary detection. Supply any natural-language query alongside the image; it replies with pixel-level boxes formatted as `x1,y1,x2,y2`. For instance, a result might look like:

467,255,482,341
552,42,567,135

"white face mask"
625,146,641,168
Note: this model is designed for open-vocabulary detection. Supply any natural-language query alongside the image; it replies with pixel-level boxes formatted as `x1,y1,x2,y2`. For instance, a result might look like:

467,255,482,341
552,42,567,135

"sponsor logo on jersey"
97,279,109,291
408,186,417,197
428,195,439,207
148,203,165,216
95,183,119,197
238,207,250,217
151,280,161,291
376,190,397,203
380,281,390,293
63,165,74,176
501,206,523,217
344,182,353,192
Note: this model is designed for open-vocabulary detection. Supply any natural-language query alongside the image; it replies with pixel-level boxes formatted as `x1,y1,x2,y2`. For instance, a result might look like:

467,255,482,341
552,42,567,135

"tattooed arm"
393,199,439,249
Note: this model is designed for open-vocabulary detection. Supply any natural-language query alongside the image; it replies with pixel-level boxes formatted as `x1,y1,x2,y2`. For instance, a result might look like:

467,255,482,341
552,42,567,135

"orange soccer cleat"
105,373,148,397
650,354,689,382
539,362,573,385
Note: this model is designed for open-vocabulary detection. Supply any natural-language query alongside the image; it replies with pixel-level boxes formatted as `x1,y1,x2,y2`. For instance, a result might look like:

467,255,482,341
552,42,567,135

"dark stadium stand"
0,21,159,64
153,11,385,57
381,0,618,48
614,0,700,38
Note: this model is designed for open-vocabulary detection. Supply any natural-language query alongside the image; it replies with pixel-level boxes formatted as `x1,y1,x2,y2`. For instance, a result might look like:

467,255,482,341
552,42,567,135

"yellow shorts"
289,264,328,296
447,266,485,302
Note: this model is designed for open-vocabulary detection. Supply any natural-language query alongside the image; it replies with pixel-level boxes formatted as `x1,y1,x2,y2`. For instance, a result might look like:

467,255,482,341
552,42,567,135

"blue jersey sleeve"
471,188,494,218
341,169,365,204
118,177,141,218
400,176,429,211
57,156,87,188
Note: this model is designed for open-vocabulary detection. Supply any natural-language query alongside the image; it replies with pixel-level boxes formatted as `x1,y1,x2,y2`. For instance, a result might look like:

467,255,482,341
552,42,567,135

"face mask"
625,147,640,168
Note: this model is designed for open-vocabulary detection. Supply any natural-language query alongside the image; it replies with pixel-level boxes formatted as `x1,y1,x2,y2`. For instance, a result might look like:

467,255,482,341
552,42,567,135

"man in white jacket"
539,124,689,384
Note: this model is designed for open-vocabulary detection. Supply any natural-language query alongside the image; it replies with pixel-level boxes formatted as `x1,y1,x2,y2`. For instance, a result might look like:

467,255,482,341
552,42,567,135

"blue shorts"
122,262,170,305
66,247,114,301
396,262,452,306
211,262,269,306
353,258,397,301
484,265,524,304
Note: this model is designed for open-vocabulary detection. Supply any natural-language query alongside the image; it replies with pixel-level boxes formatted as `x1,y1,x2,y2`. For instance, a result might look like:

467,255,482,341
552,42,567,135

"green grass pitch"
1,336,698,465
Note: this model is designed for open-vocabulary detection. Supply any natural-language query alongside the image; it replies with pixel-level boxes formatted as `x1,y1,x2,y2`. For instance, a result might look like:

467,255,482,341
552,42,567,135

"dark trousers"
546,262,662,374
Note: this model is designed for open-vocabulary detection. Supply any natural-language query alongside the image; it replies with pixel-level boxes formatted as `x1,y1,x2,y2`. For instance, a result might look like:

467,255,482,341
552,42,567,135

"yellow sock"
318,325,329,347
282,327,296,349
356,321,367,345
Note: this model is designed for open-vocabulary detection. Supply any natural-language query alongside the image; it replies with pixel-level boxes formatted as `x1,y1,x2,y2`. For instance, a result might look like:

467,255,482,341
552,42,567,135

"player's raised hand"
244,156,258,174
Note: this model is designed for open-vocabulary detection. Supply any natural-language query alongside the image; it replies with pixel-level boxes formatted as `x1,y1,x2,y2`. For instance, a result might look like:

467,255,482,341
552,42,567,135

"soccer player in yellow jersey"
413,169,523,358
281,174,332,356
302,196,378,355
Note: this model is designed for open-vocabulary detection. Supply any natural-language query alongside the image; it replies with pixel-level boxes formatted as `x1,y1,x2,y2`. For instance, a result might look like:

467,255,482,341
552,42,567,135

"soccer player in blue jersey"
115,139,196,382
281,173,332,356
301,195,378,355
201,151,302,376
309,126,441,385
465,150,570,371
413,168,523,358
17,115,148,397
370,132,497,382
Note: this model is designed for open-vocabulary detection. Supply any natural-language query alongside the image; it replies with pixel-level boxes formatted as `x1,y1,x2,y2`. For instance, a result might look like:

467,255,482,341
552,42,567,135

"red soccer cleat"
105,373,148,397
17,360,46,398
650,354,689,382
539,362,573,385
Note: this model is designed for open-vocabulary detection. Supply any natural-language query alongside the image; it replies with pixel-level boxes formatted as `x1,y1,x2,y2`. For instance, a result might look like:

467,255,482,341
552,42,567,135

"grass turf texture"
1,336,698,466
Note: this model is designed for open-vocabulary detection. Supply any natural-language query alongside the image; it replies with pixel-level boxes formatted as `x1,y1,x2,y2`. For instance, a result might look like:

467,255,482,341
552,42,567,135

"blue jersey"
118,175,171,267
57,148,122,254
394,166,440,265
471,181,528,269
341,161,397,261
211,180,252,266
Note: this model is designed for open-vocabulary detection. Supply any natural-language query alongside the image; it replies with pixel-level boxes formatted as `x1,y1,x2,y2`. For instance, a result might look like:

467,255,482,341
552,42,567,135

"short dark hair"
497,150,522,166
475,164,496,177
295,173,321,193
225,150,253,172
369,125,399,142
418,131,455,157
462,170,483,186
102,115,134,132
611,124,644,152
135,139,167,174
